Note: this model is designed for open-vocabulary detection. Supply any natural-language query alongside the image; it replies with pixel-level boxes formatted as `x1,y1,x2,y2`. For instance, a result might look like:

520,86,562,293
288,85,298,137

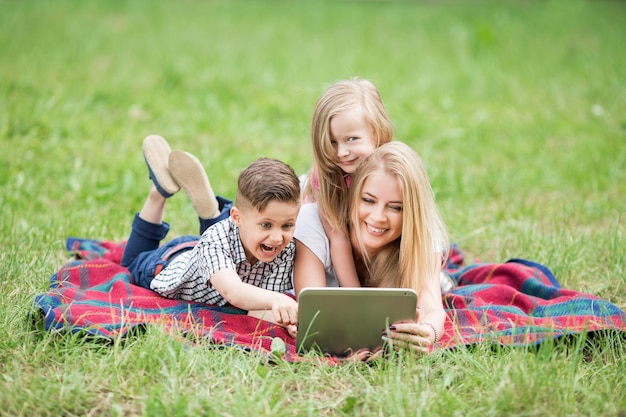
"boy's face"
329,106,377,175
231,201,300,264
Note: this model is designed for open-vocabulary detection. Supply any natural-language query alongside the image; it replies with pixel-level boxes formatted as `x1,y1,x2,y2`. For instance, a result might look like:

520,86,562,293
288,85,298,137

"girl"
294,141,449,354
301,77,394,287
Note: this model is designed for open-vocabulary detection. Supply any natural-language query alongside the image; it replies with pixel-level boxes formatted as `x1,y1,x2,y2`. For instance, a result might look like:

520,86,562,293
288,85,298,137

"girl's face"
355,169,403,257
329,107,377,174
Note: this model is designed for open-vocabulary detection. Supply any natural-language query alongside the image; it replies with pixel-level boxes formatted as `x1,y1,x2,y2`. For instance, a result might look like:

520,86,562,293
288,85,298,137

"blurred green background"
1,1,625,415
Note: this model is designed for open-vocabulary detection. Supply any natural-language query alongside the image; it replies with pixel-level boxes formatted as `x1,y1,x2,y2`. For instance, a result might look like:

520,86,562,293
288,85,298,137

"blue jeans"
120,214,198,289
198,195,232,233
121,196,233,288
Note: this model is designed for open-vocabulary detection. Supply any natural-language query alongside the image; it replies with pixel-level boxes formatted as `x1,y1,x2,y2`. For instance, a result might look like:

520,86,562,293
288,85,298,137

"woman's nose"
369,205,387,221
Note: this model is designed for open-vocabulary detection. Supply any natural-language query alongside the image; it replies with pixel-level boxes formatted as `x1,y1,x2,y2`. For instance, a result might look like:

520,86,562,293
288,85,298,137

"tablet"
296,287,418,357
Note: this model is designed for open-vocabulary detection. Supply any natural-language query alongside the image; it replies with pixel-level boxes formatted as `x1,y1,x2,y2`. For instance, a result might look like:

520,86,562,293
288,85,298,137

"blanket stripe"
33,239,626,361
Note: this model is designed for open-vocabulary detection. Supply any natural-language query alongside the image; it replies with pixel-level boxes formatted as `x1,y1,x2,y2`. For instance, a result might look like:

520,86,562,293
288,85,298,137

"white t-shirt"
293,203,339,288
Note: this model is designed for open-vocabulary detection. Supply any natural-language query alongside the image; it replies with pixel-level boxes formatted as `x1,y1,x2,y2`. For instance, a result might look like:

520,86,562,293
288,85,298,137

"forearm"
330,249,361,287
294,240,328,298
330,243,360,287
322,216,360,287
415,273,446,342
220,281,292,312
218,278,298,327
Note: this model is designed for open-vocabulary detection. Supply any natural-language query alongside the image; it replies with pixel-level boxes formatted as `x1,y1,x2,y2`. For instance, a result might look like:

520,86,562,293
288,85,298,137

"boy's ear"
230,206,241,227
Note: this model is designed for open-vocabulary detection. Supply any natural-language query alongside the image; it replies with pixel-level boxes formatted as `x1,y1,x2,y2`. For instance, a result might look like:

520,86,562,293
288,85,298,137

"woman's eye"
361,197,374,204
389,205,403,212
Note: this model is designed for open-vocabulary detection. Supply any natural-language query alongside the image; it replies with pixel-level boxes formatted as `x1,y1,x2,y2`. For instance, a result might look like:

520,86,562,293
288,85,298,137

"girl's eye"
330,139,337,146
347,137,358,142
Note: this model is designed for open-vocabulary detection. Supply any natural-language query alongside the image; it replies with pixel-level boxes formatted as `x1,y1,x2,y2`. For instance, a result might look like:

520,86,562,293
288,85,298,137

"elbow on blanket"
217,287,245,310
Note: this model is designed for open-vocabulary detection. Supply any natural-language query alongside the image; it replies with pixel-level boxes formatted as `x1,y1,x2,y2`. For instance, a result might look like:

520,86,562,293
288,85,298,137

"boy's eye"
260,222,271,228
281,223,294,230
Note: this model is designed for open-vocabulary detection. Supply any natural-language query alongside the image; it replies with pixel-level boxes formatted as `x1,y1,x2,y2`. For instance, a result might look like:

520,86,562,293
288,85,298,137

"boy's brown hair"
235,158,300,212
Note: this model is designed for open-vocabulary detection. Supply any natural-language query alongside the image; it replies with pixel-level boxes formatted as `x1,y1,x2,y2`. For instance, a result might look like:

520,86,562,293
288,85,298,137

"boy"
121,135,300,329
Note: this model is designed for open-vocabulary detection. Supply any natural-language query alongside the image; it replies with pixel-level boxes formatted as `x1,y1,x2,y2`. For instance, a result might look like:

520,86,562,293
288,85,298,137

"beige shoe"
168,150,220,219
142,135,180,197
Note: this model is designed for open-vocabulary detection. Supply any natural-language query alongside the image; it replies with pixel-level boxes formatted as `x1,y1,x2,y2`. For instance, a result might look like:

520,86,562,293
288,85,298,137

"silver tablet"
296,287,418,357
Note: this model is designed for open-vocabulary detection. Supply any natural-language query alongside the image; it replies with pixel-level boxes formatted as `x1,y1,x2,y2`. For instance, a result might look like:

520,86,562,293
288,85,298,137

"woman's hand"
345,347,385,363
382,322,436,355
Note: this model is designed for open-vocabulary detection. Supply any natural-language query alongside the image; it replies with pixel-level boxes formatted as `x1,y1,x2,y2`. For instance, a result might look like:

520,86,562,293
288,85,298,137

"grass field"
1,0,625,416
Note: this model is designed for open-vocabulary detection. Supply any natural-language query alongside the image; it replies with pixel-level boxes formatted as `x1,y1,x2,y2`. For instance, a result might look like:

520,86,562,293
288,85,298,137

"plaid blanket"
33,239,626,361
439,246,625,347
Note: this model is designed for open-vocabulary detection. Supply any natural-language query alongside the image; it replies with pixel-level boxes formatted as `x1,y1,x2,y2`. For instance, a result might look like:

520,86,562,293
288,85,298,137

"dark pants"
120,214,198,288
198,195,232,235
121,196,233,288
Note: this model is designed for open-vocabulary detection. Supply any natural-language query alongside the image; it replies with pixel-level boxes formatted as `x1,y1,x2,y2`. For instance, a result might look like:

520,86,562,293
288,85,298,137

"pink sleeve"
310,168,320,191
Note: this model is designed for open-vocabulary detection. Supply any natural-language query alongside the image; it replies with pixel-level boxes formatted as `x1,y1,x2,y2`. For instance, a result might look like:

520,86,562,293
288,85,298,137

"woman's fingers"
383,323,433,353
346,349,373,362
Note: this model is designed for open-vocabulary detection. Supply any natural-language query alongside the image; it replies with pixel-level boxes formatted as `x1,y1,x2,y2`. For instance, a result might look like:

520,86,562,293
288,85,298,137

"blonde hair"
303,77,394,229
348,141,449,294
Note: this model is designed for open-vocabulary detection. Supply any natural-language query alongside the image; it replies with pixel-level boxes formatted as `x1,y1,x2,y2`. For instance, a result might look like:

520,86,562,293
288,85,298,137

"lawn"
1,0,625,416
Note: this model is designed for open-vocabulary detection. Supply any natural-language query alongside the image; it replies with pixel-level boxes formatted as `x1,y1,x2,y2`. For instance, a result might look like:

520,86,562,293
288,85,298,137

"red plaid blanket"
439,247,625,347
33,239,626,361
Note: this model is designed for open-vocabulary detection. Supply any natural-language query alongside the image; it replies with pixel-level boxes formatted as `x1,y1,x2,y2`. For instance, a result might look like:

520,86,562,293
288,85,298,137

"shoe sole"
142,135,180,197
168,150,219,219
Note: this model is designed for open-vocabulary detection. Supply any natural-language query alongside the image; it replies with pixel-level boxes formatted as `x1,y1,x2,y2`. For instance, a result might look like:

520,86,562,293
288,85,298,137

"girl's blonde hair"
303,78,394,229
348,141,449,294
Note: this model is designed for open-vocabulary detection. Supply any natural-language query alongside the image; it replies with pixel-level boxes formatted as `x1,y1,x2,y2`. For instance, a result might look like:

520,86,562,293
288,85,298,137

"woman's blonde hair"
303,78,394,230
348,141,449,294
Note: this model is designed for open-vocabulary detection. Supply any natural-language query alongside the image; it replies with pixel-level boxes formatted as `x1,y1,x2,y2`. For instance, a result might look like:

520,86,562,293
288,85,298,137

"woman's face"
355,169,403,256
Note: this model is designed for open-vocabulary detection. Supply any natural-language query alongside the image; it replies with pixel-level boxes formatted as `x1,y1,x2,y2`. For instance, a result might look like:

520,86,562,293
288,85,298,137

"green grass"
1,0,625,415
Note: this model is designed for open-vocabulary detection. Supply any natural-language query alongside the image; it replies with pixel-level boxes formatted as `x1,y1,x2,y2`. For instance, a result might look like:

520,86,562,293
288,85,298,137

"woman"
293,141,449,354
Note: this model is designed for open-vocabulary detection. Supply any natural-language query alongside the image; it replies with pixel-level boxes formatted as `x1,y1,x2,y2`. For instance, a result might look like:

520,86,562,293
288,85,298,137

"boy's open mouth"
260,243,278,254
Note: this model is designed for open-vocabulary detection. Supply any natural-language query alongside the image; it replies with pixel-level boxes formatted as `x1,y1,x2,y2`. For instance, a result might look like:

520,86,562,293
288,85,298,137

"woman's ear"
230,206,241,227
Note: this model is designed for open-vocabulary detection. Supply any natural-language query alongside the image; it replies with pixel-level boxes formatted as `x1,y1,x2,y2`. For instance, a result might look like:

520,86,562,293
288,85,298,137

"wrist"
419,321,439,344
